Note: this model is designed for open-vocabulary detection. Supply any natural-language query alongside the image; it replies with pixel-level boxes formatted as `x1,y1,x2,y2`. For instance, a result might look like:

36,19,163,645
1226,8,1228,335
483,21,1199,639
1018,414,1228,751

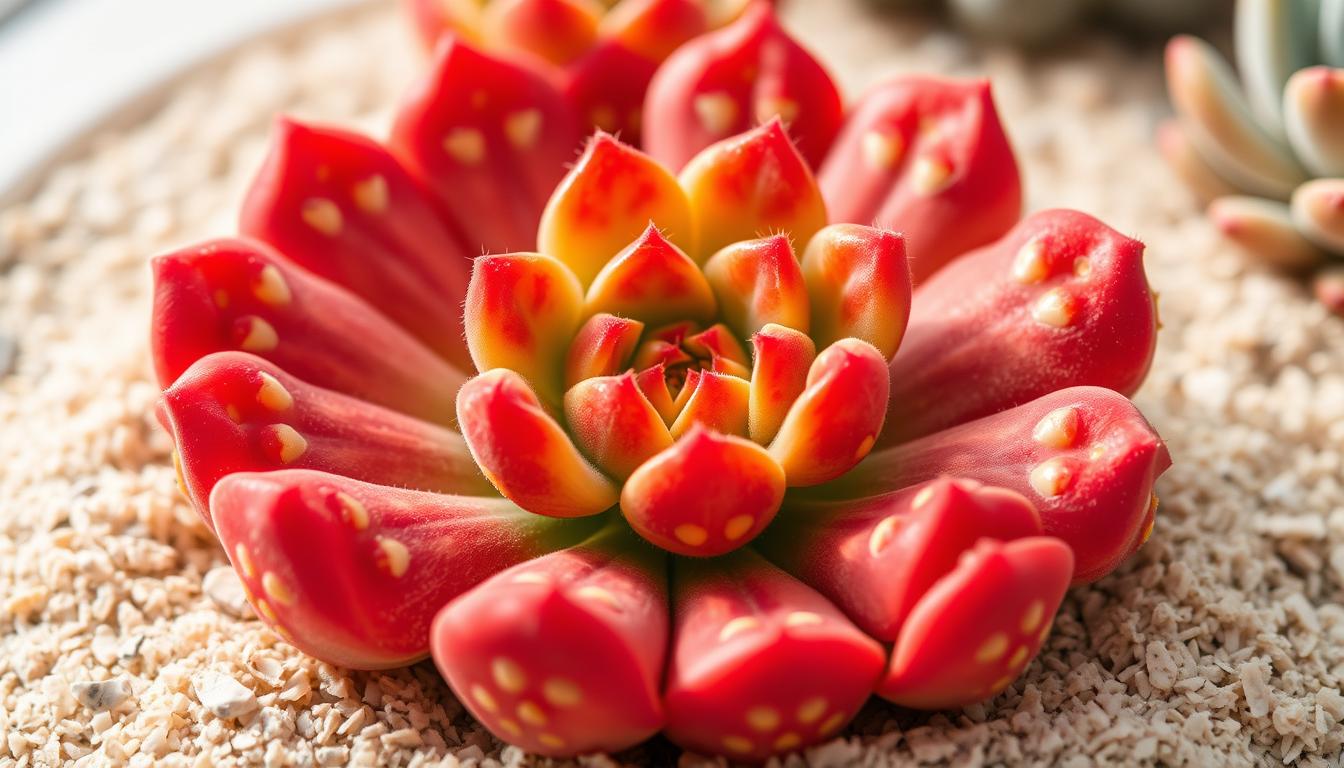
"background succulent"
1163,0,1344,315
869,0,1228,45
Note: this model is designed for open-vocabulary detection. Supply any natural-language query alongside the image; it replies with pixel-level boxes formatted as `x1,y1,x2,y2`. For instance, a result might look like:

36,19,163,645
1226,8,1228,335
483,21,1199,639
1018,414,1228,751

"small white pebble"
71,679,131,711
193,671,259,719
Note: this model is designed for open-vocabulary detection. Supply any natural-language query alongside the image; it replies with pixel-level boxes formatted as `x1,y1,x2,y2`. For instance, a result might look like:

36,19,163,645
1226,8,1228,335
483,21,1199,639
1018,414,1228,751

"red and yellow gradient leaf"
160,352,491,527
883,209,1158,445
768,338,888,486
464,252,585,403
679,118,828,259
457,369,618,518
758,478,1042,640
390,38,583,254
480,0,603,67
663,550,885,760
877,537,1073,708
211,470,597,669
818,77,1022,283
539,134,696,285
600,0,710,61
644,1,843,170
801,224,912,360
703,235,810,340
635,364,681,424
564,313,644,390
239,118,476,371
431,526,667,756
669,369,751,438
564,373,674,479
621,426,784,556
583,225,717,325
832,386,1171,583
748,324,815,444
151,239,462,426
683,323,751,369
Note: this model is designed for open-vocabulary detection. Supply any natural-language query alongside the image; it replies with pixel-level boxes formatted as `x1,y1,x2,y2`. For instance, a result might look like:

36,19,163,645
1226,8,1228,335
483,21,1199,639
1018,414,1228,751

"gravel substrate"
3,3,1343,766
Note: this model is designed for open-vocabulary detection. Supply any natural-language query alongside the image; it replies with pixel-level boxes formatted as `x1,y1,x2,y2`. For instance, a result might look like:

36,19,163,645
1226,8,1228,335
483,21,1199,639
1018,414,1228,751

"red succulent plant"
148,5,1169,762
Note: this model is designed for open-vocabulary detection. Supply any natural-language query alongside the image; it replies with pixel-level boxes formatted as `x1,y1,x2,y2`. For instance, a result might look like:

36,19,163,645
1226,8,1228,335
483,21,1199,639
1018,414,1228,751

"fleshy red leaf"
829,386,1170,583
883,209,1157,445
212,469,596,669
644,1,842,170
160,352,491,528
431,526,667,756
239,118,475,371
877,537,1073,708
664,549,885,760
758,478,1041,640
151,239,463,426
818,76,1021,283
390,38,583,254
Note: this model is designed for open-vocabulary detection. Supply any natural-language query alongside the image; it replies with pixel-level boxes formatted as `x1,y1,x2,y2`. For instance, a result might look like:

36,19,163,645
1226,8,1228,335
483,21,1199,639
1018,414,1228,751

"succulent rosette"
1163,0,1344,313
148,5,1171,762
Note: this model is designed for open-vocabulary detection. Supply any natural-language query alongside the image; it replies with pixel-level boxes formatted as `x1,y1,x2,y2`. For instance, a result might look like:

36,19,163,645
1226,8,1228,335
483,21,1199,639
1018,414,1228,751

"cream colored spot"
757,96,799,124
352,175,389,214
723,515,754,541
785,611,823,627
443,128,486,165
1037,620,1053,645
255,598,277,623
693,92,739,136
375,536,411,577
975,632,1009,663
270,424,307,464
774,732,802,750
1020,600,1045,633
253,265,292,306
1007,645,1029,669
1141,517,1156,544
911,485,935,509
1029,458,1073,497
214,289,230,308
517,700,547,726
497,718,522,737
854,434,876,461
512,572,550,585
1031,288,1076,328
538,733,566,749
256,372,293,412
1012,237,1049,284
300,197,343,236
575,585,622,610
719,616,760,642
819,712,845,734
910,155,952,195
797,697,827,724
746,706,780,732
492,657,527,693
261,572,295,606
862,130,904,170
240,316,278,352
1073,257,1092,277
471,684,498,713
1090,444,1107,460
543,678,583,708
225,404,242,424
335,492,369,531
722,735,753,754
1031,407,1079,449
674,524,709,547
504,109,543,149
234,543,256,579
868,515,902,558
989,674,1014,693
